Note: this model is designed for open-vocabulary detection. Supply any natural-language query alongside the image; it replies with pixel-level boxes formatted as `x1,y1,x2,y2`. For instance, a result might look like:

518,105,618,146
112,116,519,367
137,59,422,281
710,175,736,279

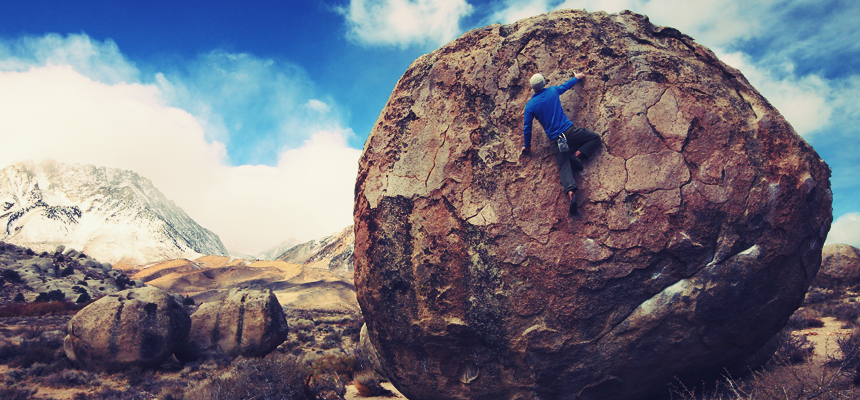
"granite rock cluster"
64,286,288,371
0,242,137,304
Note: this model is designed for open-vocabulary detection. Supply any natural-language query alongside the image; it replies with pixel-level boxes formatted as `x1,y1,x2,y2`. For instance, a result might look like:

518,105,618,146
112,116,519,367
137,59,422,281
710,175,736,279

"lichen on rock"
354,9,832,400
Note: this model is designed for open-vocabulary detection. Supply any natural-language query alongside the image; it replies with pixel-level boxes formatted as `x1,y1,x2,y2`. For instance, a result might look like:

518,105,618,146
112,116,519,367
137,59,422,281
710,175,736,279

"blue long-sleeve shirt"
522,77,580,149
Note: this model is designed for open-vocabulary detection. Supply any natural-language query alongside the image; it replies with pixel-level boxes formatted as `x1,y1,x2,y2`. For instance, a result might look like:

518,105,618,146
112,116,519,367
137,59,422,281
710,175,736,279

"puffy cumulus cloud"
826,213,860,248
338,0,473,48
0,33,139,84
157,50,345,166
194,131,361,254
0,34,360,255
0,65,226,186
716,50,833,137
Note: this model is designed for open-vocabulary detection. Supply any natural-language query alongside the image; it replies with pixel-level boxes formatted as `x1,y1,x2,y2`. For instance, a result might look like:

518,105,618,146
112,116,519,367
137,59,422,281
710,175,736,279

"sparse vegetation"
786,308,825,330
824,302,860,326
354,369,393,397
772,328,815,365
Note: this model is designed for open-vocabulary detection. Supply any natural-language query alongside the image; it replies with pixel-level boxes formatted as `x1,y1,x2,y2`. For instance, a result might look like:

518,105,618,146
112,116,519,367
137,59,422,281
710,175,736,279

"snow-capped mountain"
276,225,354,278
256,237,299,261
0,160,228,265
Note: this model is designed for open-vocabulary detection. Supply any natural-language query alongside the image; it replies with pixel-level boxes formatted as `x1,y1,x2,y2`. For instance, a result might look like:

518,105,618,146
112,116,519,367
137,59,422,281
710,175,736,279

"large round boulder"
174,287,289,362
353,9,832,400
64,286,191,371
814,244,860,287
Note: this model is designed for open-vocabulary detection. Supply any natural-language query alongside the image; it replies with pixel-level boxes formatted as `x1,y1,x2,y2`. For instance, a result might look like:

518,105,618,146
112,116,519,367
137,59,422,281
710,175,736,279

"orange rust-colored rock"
353,9,832,400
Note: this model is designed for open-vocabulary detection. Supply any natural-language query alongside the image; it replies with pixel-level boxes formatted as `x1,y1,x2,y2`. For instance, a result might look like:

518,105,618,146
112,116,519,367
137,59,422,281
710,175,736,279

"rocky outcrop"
814,244,860,287
354,9,832,400
0,241,136,304
174,287,289,362
64,286,191,371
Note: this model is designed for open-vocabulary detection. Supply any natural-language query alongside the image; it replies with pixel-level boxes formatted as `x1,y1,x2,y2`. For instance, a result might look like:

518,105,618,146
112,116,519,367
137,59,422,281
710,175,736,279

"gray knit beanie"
530,73,546,91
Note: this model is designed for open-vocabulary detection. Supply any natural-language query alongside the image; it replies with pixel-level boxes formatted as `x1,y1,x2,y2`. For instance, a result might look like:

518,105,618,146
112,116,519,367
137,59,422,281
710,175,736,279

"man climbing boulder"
521,71,602,215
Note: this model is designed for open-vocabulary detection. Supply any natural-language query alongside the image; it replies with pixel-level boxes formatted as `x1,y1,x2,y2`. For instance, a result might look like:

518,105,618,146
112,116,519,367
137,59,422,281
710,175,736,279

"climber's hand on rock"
575,72,585,80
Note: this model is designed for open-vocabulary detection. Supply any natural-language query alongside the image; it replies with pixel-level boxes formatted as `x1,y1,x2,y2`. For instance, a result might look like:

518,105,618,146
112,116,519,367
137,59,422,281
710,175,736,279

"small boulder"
64,286,191,371
174,287,289,362
814,244,860,287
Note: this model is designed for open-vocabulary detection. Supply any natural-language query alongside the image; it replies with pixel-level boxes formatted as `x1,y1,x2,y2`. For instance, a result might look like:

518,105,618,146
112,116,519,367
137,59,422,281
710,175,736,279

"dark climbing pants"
552,125,601,193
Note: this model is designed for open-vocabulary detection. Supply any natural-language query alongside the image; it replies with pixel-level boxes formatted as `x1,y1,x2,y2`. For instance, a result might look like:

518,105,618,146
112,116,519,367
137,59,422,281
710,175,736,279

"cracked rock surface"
354,10,832,400
174,287,289,362
64,286,191,372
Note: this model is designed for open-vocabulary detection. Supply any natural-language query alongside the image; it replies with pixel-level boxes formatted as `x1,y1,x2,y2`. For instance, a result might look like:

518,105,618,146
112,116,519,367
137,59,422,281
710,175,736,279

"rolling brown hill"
129,227,358,312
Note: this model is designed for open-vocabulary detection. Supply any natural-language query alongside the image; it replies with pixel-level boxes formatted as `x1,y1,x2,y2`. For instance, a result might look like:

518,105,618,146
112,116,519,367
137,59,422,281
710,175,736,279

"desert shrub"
13,293,25,302
671,364,860,400
824,302,860,325
306,371,347,399
0,386,37,400
354,369,393,397
323,331,342,344
42,369,98,388
1,269,23,284
319,340,338,350
786,308,826,330
35,289,66,302
158,386,187,400
293,318,315,331
1,340,59,368
836,329,860,375
310,354,359,382
184,354,308,400
804,287,839,306
773,329,815,365
297,331,316,343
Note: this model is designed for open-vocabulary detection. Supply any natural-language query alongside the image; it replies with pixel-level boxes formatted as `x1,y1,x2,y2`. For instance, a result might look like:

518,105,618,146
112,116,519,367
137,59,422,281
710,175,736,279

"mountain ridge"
0,160,228,265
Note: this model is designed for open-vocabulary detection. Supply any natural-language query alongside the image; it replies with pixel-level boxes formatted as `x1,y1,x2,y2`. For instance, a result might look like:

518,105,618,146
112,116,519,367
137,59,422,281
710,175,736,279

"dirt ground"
796,316,854,364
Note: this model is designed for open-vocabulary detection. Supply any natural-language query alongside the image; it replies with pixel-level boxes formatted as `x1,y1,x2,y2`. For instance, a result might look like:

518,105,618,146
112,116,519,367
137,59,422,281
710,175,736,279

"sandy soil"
795,316,854,364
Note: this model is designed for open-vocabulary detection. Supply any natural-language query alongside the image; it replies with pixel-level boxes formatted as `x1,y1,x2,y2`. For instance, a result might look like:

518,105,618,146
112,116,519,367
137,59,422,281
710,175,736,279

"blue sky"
0,0,858,254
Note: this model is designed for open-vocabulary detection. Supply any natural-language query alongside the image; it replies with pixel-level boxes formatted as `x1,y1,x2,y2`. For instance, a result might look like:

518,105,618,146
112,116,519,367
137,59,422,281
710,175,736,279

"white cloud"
305,99,332,113
716,50,833,137
338,0,473,48
827,213,860,248
0,34,359,255
156,50,342,165
0,33,139,84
